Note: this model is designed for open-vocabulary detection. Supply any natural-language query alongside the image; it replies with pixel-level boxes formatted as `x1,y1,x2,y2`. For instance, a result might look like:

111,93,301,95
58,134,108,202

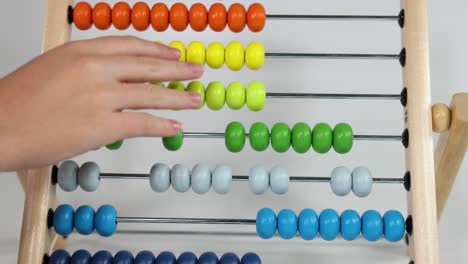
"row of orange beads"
73,2,266,32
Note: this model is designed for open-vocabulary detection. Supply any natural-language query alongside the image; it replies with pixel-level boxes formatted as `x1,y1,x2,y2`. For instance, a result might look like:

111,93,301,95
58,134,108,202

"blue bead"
277,209,297,239
91,251,113,264
177,252,197,264
114,251,134,264
256,208,276,239
75,205,95,235
135,250,155,264
49,250,70,264
156,251,176,264
53,204,75,236
71,249,92,264
95,205,117,237
362,210,383,242
383,210,405,242
219,253,240,264
198,252,219,264
298,209,318,240
241,253,261,264
340,210,361,241
319,209,340,241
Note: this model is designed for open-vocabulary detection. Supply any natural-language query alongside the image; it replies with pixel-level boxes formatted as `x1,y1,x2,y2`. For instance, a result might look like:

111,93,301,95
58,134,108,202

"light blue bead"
352,166,373,197
58,160,79,192
330,166,352,196
298,209,318,240
135,251,155,264
191,163,212,194
170,164,190,192
240,253,261,264
177,252,197,264
269,165,289,195
248,165,269,194
114,250,134,264
74,205,95,235
149,163,171,192
95,205,117,237
49,250,70,264
220,253,240,264
212,165,232,194
78,161,100,192
340,209,361,241
362,210,383,242
71,249,92,264
92,250,113,264
54,204,74,236
383,210,405,242
155,251,176,264
277,209,297,239
198,252,218,264
319,209,340,241
256,208,276,239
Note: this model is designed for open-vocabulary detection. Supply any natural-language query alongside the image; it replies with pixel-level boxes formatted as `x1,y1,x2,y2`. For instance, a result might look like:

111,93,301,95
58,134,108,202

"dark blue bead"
114,250,134,264
198,252,218,264
70,249,91,264
91,250,113,264
75,205,95,235
53,204,75,236
49,250,70,264
240,253,261,264
135,250,155,264
219,253,239,264
177,252,197,264
156,251,176,264
95,205,117,237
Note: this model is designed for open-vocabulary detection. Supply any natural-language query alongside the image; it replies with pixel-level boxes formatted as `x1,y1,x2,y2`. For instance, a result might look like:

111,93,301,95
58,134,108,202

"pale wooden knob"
432,103,451,132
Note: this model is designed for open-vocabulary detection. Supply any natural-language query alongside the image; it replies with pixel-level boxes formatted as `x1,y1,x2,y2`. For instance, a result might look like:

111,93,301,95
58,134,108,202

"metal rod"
266,93,401,100
265,52,400,60
266,14,398,21
116,217,256,225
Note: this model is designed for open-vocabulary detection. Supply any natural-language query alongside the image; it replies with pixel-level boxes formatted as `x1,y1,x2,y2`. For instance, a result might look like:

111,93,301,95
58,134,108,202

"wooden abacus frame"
16,0,468,263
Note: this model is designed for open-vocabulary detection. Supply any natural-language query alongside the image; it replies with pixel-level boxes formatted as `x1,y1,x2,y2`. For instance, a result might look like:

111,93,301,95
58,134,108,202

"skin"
0,36,204,171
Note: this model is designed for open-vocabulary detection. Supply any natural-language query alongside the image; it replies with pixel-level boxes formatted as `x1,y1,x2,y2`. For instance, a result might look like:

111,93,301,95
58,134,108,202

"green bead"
333,123,353,154
186,81,205,109
106,140,123,150
225,122,245,153
271,122,291,153
206,81,226,110
226,82,246,110
249,122,270,151
168,81,185,91
150,82,165,87
292,122,312,153
312,123,333,153
163,131,184,151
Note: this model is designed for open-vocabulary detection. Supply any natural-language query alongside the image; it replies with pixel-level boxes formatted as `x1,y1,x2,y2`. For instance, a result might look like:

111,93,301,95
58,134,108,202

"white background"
0,0,467,263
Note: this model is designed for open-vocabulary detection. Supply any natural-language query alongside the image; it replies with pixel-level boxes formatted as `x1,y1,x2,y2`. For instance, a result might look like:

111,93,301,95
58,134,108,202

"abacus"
16,1,468,264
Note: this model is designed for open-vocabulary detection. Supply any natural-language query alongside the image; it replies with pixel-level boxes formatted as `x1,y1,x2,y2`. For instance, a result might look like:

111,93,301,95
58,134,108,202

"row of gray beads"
57,160,100,192
249,165,289,195
150,163,232,194
330,166,372,197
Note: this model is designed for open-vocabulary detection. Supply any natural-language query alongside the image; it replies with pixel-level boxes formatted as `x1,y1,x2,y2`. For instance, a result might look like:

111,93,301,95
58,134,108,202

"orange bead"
93,2,111,30
132,2,150,31
247,3,266,32
189,3,208,32
208,3,227,32
112,2,131,30
74,2,92,30
170,3,189,32
227,3,246,33
151,3,169,31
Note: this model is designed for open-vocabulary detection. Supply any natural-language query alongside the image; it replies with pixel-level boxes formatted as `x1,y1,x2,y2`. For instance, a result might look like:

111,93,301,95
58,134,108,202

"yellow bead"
186,81,205,109
226,82,246,110
206,81,225,110
432,103,451,132
246,81,266,111
187,41,206,65
245,41,265,70
169,41,186,61
168,81,185,91
225,41,244,71
206,42,225,69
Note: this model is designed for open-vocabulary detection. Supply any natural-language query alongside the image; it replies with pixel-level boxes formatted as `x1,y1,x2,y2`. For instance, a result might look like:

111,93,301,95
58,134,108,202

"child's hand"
0,36,204,171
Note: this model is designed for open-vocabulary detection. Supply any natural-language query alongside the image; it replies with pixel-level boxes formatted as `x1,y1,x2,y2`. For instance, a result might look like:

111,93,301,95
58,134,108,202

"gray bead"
149,163,171,192
330,166,352,196
269,165,289,195
78,161,100,192
352,166,373,197
212,165,232,194
171,164,190,192
249,165,269,194
191,163,211,194
57,160,79,192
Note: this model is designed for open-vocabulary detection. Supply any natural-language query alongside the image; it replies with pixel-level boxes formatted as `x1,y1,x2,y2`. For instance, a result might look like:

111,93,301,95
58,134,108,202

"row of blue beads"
256,208,405,242
48,250,261,264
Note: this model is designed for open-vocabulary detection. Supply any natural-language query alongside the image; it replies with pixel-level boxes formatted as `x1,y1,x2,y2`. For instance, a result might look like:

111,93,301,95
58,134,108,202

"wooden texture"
432,103,451,132
435,93,468,219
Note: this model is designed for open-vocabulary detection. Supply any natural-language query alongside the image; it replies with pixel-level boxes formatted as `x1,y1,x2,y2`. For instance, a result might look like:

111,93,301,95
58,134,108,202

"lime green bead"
169,41,186,61
245,41,265,70
206,42,225,69
186,81,205,109
226,82,246,110
150,82,165,87
292,122,312,153
187,41,206,65
271,123,291,153
312,123,333,153
205,81,226,110
249,122,269,151
163,131,184,151
333,123,354,154
167,81,185,91
246,81,266,111
106,140,123,150
225,41,244,71
225,122,245,153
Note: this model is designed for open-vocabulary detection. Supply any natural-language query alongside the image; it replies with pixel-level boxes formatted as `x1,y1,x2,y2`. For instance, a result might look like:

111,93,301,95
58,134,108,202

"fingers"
114,112,182,138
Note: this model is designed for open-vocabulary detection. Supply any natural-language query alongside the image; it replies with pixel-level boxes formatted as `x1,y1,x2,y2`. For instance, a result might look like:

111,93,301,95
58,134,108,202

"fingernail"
171,48,181,59
189,92,201,106
170,120,182,132
189,63,204,75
